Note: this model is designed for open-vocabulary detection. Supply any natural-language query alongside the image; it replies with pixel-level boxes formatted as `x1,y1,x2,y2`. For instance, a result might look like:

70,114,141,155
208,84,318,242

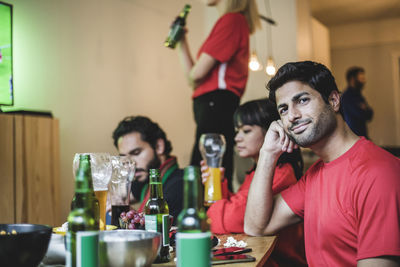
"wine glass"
73,153,112,230
109,155,136,227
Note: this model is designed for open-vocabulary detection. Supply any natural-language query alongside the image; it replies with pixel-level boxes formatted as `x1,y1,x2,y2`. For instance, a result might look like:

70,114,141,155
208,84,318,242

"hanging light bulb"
249,51,262,71
265,56,276,76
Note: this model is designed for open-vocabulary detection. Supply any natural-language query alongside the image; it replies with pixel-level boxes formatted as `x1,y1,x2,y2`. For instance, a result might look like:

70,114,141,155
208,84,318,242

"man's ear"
155,138,165,156
329,91,341,112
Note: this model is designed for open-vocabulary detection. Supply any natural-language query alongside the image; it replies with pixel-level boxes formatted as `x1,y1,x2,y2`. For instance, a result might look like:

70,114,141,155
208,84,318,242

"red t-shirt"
192,12,249,99
282,137,400,266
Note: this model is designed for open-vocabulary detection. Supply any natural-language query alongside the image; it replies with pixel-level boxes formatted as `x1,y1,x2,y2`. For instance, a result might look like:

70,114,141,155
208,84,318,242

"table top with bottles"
156,233,277,267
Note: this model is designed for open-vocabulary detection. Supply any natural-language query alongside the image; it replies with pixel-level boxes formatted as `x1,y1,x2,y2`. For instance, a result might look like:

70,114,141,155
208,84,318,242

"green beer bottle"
144,169,170,263
70,181,100,229
66,154,99,267
164,4,191,49
176,166,211,267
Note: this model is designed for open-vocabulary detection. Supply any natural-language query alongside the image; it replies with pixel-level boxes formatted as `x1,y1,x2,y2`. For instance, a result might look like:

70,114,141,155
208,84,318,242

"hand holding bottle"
164,4,191,49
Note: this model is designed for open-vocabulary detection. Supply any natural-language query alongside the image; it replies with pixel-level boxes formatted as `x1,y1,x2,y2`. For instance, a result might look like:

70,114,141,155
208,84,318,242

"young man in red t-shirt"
244,61,400,267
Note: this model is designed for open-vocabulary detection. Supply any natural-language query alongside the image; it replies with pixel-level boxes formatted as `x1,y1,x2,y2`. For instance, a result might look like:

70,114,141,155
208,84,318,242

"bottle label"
145,214,170,247
161,214,170,246
145,214,158,232
66,231,99,267
176,232,211,267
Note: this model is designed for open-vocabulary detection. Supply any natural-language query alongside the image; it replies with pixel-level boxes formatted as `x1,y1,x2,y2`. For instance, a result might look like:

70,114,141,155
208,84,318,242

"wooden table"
155,234,277,267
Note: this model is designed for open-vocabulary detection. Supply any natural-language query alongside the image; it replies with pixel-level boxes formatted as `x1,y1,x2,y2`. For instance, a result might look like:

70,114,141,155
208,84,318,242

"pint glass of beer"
199,133,226,206
73,153,112,230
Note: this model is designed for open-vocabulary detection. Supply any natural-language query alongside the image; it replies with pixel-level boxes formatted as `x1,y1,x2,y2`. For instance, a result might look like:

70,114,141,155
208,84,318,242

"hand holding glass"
199,133,226,206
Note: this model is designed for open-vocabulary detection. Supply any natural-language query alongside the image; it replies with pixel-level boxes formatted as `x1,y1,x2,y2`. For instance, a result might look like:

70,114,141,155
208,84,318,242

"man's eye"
130,150,141,156
243,130,251,134
279,108,287,115
299,98,309,104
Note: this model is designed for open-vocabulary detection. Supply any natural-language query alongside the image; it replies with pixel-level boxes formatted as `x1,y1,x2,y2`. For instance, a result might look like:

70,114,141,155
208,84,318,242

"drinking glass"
199,133,226,206
109,155,136,227
73,153,112,230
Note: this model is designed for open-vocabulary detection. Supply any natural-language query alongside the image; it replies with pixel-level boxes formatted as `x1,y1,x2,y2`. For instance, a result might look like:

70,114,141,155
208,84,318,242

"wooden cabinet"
0,113,60,226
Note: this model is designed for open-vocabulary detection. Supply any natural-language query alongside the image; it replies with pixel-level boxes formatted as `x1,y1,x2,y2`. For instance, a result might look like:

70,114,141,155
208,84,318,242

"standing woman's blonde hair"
223,0,261,34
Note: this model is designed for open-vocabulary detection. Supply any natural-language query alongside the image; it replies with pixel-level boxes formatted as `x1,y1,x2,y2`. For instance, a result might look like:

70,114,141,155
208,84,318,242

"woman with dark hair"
202,98,307,267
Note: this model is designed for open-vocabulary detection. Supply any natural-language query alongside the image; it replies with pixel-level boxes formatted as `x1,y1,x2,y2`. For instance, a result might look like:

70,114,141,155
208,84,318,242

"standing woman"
177,0,261,190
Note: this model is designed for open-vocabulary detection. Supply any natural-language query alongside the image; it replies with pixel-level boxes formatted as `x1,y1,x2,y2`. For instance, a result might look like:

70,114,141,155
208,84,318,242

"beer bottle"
164,4,191,49
70,191,100,230
66,154,99,267
70,156,100,230
144,169,170,263
176,166,211,267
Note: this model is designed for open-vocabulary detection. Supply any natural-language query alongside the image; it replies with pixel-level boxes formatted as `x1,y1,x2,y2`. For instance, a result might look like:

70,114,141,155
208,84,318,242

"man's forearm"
244,151,278,236
358,257,400,267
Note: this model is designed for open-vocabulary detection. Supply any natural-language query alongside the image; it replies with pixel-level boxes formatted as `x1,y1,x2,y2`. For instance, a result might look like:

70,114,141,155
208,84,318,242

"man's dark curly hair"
267,61,339,105
112,116,172,156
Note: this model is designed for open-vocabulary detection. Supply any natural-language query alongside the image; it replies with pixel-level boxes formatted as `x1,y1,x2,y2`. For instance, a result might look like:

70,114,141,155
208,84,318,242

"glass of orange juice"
199,133,226,206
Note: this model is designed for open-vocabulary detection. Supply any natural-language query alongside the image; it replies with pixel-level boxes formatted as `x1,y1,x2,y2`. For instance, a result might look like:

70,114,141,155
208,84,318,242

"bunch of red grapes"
119,209,145,230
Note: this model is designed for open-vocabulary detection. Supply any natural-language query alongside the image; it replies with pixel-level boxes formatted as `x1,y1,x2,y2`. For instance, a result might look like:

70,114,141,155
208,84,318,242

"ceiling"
310,0,400,26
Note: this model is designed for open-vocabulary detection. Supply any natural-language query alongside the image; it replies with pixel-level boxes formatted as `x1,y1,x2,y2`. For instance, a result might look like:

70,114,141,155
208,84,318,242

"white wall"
330,17,400,146
4,0,297,222
296,0,331,67
244,0,298,103
297,0,313,61
311,18,330,67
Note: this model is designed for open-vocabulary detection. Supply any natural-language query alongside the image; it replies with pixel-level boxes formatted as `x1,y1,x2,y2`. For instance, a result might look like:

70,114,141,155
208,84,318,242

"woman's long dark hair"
233,98,304,180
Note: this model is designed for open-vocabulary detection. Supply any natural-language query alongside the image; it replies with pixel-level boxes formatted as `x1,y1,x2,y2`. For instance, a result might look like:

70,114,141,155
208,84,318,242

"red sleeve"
353,162,400,260
201,13,246,63
207,171,254,234
281,171,309,219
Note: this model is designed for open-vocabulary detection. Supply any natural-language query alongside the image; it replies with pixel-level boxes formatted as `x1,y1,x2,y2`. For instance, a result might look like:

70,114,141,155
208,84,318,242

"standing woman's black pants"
191,90,240,191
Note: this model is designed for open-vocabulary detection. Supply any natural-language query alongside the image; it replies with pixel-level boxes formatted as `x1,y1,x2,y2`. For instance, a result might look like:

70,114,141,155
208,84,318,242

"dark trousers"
191,90,240,191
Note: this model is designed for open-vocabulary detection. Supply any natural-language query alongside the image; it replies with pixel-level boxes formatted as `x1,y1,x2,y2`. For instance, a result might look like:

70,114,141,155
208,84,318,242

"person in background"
176,0,261,191
341,66,373,138
112,116,183,224
245,61,400,267
202,99,306,267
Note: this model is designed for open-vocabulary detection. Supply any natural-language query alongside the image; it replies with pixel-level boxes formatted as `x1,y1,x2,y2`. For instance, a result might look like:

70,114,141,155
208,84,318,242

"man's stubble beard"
287,104,337,147
136,150,161,184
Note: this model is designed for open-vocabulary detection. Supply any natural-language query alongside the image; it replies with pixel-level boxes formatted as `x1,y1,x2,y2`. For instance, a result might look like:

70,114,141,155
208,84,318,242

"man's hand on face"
260,120,298,158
